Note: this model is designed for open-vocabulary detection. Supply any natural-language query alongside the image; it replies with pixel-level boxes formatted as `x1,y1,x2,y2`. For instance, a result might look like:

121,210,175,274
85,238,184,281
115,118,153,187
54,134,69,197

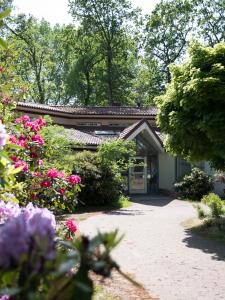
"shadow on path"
183,228,225,261
105,209,147,216
130,195,173,207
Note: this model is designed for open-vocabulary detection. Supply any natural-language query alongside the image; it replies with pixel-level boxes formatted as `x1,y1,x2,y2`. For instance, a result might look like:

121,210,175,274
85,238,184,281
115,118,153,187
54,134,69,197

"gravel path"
78,196,225,300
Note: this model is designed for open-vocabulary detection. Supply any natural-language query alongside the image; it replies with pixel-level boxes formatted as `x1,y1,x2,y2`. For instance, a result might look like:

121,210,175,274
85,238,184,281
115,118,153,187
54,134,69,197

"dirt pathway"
78,196,225,300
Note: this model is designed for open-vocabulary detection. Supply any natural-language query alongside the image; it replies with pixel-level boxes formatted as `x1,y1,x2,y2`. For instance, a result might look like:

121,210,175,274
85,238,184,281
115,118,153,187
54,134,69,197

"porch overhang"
120,119,164,153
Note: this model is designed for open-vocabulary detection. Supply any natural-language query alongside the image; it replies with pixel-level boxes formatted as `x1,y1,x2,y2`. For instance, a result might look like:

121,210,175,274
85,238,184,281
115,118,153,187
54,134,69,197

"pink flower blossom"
8,135,17,144
38,159,43,166
57,171,65,178
10,155,18,162
31,171,42,177
57,188,66,195
47,169,59,179
41,181,52,188
31,152,38,159
19,134,26,141
31,134,44,145
17,139,27,148
2,96,11,105
15,160,29,172
15,118,22,124
66,175,81,185
65,219,77,233
34,118,46,127
21,115,30,123
24,121,33,129
0,66,5,73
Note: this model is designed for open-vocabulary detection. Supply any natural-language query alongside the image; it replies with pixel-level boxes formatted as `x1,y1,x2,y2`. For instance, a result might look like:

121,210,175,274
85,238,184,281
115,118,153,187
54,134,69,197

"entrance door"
129,157,147,194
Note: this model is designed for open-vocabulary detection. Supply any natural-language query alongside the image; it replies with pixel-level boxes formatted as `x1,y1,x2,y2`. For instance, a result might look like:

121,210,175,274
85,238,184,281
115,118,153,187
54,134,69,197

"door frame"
129,156,147,194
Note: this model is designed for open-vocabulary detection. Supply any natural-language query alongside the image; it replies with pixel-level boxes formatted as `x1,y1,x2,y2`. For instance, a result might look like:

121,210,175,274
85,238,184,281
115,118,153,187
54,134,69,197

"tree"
7,15,76,104
194,0,225,46
145,0,194,89
66,27,103,105
134,57,163,106
156,41,225,170
69,0,139,105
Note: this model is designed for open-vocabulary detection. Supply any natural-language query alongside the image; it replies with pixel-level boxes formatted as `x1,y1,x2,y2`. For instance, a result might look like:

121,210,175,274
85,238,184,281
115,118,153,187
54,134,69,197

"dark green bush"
174,168,213,201
72,151,124,206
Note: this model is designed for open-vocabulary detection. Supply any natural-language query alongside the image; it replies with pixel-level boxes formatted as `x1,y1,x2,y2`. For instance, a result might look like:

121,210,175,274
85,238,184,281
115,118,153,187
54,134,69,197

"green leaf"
0,37,7,49
0,8,11,19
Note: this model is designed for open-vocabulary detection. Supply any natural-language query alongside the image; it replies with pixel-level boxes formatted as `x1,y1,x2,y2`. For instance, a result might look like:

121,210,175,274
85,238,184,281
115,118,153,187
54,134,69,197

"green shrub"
174,168,213,201
72,151,123,206
202,193,225,219
195,204,208,219
70,140,135,207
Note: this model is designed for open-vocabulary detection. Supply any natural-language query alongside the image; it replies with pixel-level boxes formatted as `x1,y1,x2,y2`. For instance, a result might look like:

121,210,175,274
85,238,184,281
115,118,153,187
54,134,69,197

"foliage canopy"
157,42,225,170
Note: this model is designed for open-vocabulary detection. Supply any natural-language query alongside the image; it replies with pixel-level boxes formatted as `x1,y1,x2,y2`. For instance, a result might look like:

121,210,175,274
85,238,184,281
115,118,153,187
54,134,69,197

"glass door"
129,157,147,194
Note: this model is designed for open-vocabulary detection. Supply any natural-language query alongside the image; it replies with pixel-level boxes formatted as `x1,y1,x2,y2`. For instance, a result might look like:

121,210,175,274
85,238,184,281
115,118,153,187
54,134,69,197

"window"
77,122,101,126
108,123,130,127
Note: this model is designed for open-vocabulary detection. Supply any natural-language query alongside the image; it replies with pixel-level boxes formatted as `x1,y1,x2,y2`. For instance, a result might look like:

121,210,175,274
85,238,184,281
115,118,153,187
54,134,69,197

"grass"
94,285,120,300
58,195,133,222
75,195,132,213
182,217,225,244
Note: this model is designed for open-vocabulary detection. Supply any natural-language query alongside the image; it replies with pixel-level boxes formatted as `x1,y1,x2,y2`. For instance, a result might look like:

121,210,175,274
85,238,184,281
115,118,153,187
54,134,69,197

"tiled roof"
17,102,157,116
119,119,164,145
66,129,103,146
119,121,140,139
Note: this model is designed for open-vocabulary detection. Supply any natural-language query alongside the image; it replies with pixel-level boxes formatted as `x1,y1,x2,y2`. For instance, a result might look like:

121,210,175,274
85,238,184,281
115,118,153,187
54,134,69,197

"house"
16,102,224,196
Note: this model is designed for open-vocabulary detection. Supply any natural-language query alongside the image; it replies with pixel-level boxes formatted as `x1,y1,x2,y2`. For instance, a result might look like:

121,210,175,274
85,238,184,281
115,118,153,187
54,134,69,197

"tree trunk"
85,71,91,105
106,45,113,105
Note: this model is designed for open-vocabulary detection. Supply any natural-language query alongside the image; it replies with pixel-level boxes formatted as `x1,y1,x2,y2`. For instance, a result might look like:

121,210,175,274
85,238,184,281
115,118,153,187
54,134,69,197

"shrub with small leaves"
174,168,213,201
202,193,225,219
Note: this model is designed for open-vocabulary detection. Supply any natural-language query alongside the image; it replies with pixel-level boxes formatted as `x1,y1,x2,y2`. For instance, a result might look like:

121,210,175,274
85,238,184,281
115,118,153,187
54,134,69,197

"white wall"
204,162,225,196
158,153,176,191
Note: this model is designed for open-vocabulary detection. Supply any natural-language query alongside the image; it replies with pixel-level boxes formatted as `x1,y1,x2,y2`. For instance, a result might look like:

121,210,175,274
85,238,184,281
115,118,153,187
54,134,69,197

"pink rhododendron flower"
34,118,46,127
2,96,11,105
31,134,44,145
0,66,5,73
31,123,40,132
21,115,30,123
41,180,52,188
17,139,27,148
57,188,66,195
57,171,65,178
47,169,59,179
24,121,33,129
15,160,28,172
38,159,43,165
31,152,38,158
8,135,17,144
65,219,77,233
24,121,40,132
15,118,22,124
19,134,26,141
67,175,81,185
10,155,18,162
31,171,42,177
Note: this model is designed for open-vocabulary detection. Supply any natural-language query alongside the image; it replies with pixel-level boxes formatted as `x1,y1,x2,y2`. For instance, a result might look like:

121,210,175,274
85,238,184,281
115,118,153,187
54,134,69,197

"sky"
13,0,160,25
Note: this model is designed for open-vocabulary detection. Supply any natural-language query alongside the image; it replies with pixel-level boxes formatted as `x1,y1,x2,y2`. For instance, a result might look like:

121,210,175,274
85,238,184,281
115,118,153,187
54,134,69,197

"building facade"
16,102,225,196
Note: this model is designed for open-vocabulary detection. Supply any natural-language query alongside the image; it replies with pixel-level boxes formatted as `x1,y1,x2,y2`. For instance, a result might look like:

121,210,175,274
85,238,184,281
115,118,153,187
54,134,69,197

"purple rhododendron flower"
0,215,29,268
0,295,9,300
0,203,56,270
0,123,7,149
0,199,21,223
23,203,56,229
